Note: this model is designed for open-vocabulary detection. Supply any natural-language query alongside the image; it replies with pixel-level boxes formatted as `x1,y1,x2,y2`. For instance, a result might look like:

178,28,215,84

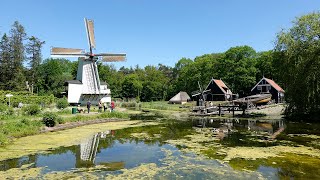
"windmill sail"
85,18,96,51
51,47,86,57
98,53,126,62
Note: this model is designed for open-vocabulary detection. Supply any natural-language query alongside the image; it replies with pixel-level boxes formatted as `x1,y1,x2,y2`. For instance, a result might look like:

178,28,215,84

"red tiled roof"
214,79,228,89
265,78,285,92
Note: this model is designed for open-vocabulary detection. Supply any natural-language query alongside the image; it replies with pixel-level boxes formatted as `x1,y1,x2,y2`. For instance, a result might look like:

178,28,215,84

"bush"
56,116,65,124
42,112,60,127
0,104,14,115
0,91,55,107
0,104,7,113
22,104,41,115
56,98,69,109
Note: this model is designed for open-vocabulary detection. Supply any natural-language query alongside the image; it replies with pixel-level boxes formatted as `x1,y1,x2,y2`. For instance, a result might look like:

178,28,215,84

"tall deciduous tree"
36,58,73,96
255,50,275,81
216,46,257,97
275,12,320,119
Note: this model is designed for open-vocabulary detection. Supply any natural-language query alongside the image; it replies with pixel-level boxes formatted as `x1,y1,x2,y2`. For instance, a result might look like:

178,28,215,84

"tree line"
0,12,319,119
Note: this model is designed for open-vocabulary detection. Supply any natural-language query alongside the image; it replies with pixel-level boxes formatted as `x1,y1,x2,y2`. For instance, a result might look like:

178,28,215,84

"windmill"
51,18,126,105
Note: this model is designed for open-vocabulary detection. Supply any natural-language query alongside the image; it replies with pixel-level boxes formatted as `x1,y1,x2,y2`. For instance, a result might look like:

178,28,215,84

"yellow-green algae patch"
228,153,320,179
44,171,100,180
130,132,162,140
222,145,320,161
165,127,221,155
288,134,320,139
0,120,160,161
105,147,264,179
0,163,43,179
165,127,320,162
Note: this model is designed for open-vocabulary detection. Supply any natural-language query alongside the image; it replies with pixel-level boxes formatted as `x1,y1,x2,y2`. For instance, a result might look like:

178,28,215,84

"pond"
0,118,319,179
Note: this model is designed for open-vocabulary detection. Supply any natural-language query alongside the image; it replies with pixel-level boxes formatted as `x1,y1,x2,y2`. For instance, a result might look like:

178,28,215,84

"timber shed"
251,77,285,103
204,78,233,101
192,78,232,101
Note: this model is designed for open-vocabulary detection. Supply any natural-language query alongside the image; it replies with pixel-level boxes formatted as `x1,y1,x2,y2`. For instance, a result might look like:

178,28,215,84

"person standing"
103,102,108,112
111,101,115,112
87,101,91,113
98,100,102,113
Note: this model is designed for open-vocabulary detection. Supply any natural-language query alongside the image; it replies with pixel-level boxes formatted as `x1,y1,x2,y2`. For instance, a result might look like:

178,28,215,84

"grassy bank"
0,104,130,145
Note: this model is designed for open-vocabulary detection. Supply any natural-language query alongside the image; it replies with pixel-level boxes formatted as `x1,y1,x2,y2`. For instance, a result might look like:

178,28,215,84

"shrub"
56,98,69,109
0,104,14,115
0,104,7,113
42,112,59,127
22,104,41,115
6,107,14,115
56,116,65,124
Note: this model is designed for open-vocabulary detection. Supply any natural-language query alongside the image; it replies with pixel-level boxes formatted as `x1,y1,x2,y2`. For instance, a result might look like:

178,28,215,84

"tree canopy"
275,12,320,119
1,12,320,120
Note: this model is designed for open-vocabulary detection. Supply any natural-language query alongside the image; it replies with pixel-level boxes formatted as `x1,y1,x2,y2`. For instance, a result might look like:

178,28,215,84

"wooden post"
218,104,221,116
232,106,235,117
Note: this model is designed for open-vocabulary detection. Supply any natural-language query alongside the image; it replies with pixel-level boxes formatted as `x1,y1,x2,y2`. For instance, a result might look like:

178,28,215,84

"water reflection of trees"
0,154,38,171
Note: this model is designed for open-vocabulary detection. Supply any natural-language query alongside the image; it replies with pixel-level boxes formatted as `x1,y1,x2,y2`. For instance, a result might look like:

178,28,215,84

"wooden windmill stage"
51,18,126,105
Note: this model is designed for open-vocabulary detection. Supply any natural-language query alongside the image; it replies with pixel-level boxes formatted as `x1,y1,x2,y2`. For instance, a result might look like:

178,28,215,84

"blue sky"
0,0,319,69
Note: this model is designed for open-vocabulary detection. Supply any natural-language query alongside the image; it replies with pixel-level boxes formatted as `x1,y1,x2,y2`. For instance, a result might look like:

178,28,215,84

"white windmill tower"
51,18,126,105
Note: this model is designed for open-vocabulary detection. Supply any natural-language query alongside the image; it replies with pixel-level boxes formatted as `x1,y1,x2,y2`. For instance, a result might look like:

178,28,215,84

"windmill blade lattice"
51,47,86,57
85,18,96,52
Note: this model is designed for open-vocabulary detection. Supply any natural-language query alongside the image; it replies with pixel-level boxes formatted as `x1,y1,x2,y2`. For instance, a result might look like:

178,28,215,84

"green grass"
0,118,41,145
0,103,131,145
66,111,129,122
140,101,193,111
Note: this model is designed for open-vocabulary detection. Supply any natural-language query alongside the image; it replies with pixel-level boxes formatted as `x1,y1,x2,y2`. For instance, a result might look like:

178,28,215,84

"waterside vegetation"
0,12,320,119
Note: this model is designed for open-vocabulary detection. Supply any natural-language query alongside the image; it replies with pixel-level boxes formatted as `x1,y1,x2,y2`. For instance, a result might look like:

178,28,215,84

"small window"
257,86,262,90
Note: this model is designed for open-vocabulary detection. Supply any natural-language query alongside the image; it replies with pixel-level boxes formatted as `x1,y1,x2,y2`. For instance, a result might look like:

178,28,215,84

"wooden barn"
204,78,233,101
251,77,285,103
194,78,232,101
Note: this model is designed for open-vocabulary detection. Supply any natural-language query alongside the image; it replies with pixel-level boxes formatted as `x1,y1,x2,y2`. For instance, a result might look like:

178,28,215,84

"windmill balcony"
100,88,111,94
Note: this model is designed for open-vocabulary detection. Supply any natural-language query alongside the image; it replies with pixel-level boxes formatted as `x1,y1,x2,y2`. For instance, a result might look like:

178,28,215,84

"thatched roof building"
169,91,191,104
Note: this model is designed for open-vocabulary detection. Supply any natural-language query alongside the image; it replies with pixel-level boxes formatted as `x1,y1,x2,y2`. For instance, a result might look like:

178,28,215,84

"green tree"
216,46,257,96
98,63,124,98
255,50,275,81
275,12,320,119
26,36,45,87
8,21,27,91
36,58,74,96
122,74,142,99
0,33,11,90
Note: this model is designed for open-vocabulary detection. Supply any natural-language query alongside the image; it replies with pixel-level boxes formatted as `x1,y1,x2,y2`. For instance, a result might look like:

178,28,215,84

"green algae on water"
0,120,160,161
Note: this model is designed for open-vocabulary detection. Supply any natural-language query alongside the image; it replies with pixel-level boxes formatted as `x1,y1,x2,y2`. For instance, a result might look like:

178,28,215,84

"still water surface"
0,118,319,179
